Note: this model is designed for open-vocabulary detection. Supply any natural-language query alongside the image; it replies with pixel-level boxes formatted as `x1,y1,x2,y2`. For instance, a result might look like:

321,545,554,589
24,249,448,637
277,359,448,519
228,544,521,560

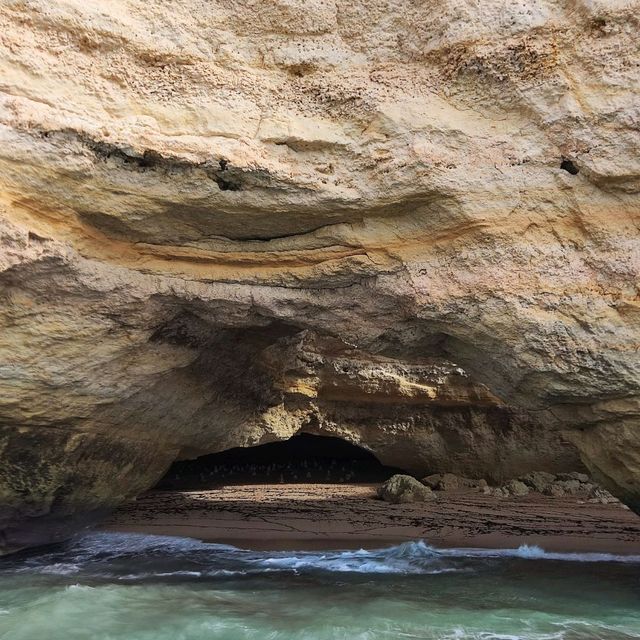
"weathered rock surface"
0,0,639,552
378,475,435,504
421,473,485,491
506,480,530,497
483,471,621,502
259,332,578,479
520,471,557,494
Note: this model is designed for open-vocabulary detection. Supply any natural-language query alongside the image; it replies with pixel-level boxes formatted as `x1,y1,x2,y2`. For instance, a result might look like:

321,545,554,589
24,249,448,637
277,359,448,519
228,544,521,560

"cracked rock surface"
0,0,639,552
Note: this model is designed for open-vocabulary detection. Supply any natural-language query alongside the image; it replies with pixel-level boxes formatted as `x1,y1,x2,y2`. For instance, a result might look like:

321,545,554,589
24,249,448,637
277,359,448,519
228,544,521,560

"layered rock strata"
0,0,639,552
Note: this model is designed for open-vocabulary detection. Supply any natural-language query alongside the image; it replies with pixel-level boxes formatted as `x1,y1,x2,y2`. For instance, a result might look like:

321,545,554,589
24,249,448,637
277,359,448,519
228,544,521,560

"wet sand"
102,483,640,554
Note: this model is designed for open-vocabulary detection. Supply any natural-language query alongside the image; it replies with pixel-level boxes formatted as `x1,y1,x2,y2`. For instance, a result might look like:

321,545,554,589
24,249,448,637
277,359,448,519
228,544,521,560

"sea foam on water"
1,533,639,640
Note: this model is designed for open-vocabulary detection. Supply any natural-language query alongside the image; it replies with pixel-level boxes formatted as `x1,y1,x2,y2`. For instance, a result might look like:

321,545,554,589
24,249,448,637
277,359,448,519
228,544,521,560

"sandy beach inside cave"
102,483,640,554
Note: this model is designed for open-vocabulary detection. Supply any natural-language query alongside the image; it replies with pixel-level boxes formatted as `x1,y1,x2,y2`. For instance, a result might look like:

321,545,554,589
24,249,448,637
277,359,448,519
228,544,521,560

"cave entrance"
155,433,404,490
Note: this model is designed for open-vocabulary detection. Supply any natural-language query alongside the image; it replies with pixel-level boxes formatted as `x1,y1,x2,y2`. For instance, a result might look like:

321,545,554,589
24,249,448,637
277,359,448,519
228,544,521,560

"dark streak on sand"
103,484,640,553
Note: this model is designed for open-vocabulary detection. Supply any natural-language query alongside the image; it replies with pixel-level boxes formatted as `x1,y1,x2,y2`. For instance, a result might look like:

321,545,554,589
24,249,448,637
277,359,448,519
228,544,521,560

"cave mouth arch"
155,433,405,490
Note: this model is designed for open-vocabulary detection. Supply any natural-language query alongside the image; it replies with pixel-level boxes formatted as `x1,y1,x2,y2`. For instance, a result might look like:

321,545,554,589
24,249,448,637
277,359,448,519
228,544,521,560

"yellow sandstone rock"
0,0,638,552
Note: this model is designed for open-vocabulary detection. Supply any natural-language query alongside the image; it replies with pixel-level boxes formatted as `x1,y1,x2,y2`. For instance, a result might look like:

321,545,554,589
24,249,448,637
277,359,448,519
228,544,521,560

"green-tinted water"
0,534,638,639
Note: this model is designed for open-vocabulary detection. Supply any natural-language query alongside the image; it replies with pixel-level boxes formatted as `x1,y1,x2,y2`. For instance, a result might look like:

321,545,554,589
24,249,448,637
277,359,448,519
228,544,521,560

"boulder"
555,479,582,495
505,480,530,497
379,475,435,504
421,473,478,491
438,473,464,491
544,483,566,497
588,487,620,505
519,471,556,493
421,474,444,490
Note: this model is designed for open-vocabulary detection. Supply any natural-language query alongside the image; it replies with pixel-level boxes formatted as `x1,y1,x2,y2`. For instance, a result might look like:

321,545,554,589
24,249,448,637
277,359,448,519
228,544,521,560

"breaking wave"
441,544,640,564
3,533,639,583
1,533,639,640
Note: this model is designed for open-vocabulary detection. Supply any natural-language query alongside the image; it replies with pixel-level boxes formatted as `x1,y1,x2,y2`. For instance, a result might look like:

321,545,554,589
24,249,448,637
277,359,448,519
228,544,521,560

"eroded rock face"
257,332,580,480
0,0,639,551
379,475,435,504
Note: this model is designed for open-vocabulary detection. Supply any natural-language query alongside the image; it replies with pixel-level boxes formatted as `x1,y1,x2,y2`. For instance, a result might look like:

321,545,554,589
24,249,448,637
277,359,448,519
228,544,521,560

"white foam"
23,562,81,575
70,531,224,558
7,533,640,582
443,628,573,640
441,544,640,564
253,540,454,574
66,583,95,591
118,570,203,580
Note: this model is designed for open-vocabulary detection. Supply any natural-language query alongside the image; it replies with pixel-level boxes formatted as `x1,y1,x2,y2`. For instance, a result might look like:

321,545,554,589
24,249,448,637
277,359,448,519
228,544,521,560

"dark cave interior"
155,433,405,489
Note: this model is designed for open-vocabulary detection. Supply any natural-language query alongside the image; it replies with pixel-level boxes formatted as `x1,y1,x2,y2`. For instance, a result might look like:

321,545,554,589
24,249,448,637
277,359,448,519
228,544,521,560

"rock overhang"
0,0,639,552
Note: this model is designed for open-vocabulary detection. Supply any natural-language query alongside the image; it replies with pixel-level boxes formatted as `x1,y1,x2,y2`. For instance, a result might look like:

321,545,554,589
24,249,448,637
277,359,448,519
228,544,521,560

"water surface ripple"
0,533,638,640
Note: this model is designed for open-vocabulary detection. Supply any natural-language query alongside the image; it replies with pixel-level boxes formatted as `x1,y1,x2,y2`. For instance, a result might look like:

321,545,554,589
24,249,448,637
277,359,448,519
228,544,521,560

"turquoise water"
0,533,639,639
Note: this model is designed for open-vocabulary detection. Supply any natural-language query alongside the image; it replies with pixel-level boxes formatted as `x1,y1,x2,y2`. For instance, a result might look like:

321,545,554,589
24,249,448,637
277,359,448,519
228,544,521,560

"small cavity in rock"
560,158,579,175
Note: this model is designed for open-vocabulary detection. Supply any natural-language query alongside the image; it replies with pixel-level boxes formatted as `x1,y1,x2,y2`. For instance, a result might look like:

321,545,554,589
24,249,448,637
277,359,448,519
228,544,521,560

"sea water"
0,532,639,639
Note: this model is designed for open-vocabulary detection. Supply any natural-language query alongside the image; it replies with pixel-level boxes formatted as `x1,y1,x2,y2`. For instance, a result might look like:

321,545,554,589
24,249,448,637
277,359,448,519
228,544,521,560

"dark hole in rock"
155,433,405,489
219,179,240,191
138,150,163,168
211,173,241,191
560,158,579,175
211,158,242,190
287,63,315,77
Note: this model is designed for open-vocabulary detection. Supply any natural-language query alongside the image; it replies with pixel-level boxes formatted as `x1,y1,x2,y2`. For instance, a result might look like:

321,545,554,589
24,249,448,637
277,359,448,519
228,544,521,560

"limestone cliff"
0,0,638,553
